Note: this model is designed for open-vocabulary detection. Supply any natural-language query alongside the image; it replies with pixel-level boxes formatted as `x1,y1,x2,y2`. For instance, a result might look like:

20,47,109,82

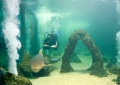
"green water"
18,0,119,56
0,0,120,75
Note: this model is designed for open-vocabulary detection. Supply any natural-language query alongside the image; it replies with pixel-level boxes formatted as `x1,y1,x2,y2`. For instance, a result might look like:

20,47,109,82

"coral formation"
60,30,107,77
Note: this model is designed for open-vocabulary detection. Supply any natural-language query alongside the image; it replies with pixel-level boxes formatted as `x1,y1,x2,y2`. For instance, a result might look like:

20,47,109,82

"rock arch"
60,30,107,77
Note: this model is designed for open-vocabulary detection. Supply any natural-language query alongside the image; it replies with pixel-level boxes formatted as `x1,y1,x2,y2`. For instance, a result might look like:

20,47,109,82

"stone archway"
60,30,107,77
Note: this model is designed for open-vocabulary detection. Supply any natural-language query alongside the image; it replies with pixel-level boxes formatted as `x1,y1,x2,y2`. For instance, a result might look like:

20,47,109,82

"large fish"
29,50,47,73
29,54,44,73
29,50,61,73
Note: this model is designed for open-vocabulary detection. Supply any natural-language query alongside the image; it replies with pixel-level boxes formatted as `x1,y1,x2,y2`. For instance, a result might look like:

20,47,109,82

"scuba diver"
43,30,61,50
42,30,61,59
43,33,58,50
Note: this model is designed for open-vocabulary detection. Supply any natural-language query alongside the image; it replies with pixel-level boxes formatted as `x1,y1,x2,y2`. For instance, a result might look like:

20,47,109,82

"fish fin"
39,49,44,57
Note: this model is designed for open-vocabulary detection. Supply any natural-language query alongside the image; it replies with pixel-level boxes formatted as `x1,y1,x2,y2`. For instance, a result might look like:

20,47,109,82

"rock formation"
60,30,107,77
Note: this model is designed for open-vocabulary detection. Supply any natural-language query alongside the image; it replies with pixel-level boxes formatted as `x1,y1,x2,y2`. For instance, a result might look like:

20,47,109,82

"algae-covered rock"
108,65,120,75
17,51,32,77
116,75,120,85
2,72,32,85
70,52,82,63
0,67,32,85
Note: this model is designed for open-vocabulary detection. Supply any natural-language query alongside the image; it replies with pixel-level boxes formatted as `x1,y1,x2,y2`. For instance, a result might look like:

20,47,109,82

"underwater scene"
0,0,120,85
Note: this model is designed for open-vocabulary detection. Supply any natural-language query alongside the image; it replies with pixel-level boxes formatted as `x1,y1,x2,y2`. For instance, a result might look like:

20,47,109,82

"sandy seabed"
30,55,117,85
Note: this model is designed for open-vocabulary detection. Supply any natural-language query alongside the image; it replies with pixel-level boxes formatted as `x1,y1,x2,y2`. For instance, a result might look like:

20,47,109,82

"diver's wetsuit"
43,34,58,50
